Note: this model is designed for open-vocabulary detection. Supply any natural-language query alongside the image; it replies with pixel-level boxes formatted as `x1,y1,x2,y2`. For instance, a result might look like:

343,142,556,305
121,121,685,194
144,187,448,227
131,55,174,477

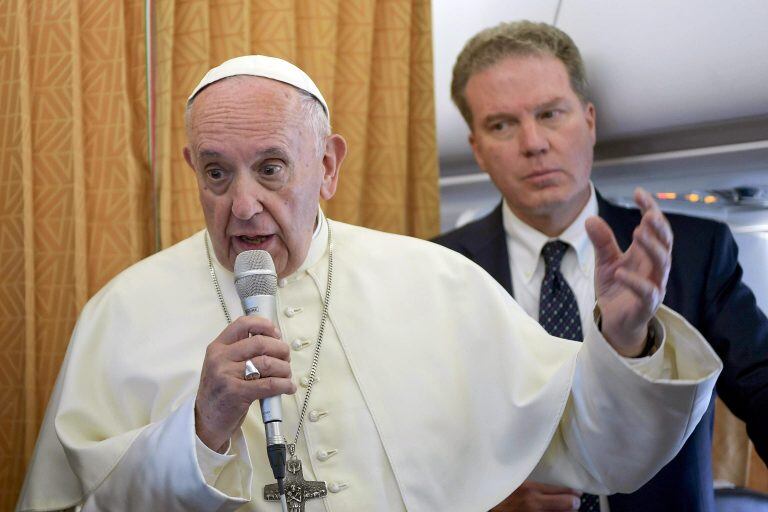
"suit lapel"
597,191,634,252
461,204,514,296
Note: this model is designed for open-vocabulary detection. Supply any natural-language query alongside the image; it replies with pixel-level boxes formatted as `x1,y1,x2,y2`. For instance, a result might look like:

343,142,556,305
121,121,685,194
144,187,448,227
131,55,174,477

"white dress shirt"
502,184,598,329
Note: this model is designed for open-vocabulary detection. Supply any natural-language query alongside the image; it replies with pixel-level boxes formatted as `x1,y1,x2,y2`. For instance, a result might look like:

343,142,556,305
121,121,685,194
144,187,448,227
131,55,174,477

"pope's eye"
262,164,282,176
206,168,224,180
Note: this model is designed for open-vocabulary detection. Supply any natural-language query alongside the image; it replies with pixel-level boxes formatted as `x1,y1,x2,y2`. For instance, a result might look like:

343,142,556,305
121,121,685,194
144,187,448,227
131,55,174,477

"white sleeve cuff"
622,315,672,380
190,407,253,501
586,303,722,384
589,305,671,380
195,436,236,486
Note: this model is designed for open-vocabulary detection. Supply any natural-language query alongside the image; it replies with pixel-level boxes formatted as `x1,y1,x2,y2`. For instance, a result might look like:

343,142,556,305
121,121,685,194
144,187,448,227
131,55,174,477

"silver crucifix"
264,450,327,511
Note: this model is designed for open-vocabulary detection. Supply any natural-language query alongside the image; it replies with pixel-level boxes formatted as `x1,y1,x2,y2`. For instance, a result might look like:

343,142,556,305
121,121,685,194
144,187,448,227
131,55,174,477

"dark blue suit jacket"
433,193,768,512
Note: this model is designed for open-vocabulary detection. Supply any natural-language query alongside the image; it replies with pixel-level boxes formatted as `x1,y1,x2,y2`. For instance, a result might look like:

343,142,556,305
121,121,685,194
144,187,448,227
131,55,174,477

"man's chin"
525,188,590,220
523,193,567,214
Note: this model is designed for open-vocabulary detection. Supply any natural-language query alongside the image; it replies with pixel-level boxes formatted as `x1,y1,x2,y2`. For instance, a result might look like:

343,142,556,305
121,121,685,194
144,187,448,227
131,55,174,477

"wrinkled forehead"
185,78,314,165
186,76,305,129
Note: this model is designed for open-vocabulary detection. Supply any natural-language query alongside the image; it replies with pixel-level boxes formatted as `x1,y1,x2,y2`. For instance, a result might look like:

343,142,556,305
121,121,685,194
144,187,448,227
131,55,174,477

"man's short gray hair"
185,76,331,158
451,20,589,127
297,89,331,158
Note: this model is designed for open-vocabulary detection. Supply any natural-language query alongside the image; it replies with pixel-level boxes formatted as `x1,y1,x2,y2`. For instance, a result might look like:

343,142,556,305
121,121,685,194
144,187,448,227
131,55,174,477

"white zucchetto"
187,55,329,119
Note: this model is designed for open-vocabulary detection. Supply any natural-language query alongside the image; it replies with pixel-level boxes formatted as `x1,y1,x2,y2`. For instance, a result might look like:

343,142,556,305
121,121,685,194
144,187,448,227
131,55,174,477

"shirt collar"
502,183,598,283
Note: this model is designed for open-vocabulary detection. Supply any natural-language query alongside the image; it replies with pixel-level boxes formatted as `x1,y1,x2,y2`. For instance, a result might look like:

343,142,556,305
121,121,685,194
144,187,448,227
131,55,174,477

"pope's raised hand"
195,316,296,453
585,188,672,357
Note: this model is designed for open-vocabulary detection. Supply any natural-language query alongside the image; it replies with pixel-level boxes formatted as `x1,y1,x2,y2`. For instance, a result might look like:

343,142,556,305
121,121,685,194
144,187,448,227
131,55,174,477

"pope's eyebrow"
198,149,222,160
260,147,289,160
197,146,292,165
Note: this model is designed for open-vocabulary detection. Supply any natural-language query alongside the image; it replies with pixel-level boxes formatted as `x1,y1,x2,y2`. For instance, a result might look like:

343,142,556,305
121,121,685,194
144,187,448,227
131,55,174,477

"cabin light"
655,192,677,200
686,193,700,202
704,195,718,204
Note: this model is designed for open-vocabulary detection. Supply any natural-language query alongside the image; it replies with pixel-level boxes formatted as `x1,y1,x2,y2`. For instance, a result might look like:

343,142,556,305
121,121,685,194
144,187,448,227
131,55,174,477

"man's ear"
320,134,347,200
468,131,487,173
183,146,195,171
584,102,597,145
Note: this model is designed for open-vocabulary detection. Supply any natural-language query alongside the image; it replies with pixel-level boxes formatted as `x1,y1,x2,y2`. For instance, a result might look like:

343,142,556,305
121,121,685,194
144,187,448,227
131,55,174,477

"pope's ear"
183,146,195,171
320,134,347,200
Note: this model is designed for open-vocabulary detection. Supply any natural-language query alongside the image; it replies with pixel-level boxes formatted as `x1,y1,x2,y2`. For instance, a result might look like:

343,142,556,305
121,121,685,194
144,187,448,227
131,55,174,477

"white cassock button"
308,410,328,422
284,307,303,317
316,449,338,462
328,482,349,493
300,374,318,387
291,338,311,351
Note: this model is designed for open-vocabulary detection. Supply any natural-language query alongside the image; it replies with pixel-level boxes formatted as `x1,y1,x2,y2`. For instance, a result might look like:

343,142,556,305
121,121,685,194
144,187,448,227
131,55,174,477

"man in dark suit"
434,20,768,512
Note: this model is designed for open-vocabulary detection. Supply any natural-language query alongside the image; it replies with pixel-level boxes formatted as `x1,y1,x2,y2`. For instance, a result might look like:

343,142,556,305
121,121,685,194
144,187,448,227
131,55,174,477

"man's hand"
586,187,672,356
195,316,296,452
491,481,582,511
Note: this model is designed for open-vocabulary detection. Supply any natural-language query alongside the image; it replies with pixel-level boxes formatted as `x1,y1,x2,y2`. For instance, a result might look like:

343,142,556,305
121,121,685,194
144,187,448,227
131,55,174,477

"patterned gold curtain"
0,1,150,509
0,0,438,508
713,398,768,488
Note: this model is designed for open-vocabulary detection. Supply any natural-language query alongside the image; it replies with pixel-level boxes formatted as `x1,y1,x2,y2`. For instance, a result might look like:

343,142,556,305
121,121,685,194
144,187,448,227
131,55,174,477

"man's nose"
230,174,264,220
519,120,549,157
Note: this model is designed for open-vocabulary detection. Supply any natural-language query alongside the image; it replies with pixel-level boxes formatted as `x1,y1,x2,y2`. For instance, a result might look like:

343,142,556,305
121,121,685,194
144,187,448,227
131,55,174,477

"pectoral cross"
264,453,327,512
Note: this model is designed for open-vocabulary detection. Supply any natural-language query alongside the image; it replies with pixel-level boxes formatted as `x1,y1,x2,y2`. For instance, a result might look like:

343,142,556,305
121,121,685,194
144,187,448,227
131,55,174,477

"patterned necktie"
538,241,600,512
538,241,582,342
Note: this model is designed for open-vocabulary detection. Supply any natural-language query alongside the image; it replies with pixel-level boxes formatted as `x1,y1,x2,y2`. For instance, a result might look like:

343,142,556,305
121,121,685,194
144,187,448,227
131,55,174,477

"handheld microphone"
234,250,287,494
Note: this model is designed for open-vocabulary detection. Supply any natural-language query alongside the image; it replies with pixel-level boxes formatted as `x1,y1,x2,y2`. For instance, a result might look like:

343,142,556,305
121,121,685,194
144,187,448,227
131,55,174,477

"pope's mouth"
232,234,276,252
239,234,270,244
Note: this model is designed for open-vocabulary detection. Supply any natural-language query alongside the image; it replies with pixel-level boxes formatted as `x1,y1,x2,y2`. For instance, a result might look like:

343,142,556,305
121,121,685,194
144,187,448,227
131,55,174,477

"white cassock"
17,211,721,512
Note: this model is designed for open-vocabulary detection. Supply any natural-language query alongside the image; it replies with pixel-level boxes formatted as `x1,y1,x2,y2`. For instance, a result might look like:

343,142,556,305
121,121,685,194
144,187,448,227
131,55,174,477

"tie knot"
541,240,569,271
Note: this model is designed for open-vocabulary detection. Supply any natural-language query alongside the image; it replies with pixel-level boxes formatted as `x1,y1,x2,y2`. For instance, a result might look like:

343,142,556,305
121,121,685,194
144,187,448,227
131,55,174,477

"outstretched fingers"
631,188,673,287
586,215,621,268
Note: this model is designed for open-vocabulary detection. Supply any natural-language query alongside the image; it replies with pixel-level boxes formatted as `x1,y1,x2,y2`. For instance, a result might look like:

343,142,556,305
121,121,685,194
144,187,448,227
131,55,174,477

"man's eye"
489,121,508,132
540,110,561,120
261,164,282,176
206,168,225,180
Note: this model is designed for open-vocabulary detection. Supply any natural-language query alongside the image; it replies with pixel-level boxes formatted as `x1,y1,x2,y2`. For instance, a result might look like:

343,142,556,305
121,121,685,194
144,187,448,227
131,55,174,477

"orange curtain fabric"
713,397,752,485
153,0,439,248
713,398,768,488
1,0,438,507
0,0,149,509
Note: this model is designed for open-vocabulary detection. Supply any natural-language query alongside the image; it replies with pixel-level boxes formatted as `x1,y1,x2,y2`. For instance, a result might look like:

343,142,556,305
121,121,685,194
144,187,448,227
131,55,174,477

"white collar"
294,207,328,278
502,184,597,284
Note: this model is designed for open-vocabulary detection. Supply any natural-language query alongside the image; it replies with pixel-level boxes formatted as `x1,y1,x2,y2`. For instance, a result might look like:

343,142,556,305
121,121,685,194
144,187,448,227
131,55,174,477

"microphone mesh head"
234,250,277,297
